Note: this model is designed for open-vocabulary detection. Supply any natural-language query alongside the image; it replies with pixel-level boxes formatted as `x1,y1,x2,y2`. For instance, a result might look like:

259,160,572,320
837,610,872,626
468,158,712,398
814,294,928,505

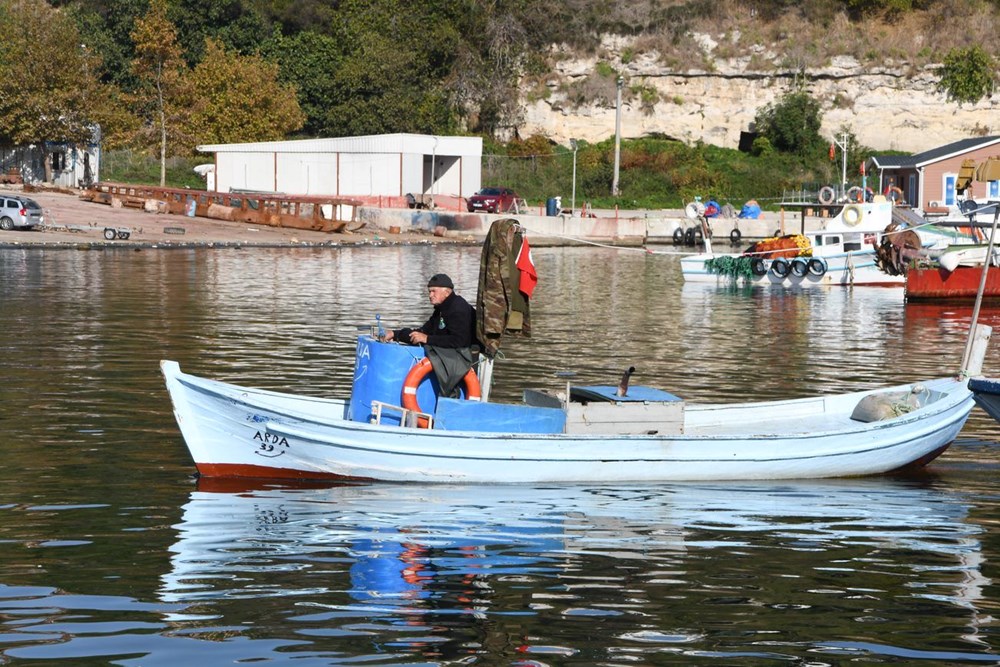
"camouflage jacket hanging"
476,218,531,358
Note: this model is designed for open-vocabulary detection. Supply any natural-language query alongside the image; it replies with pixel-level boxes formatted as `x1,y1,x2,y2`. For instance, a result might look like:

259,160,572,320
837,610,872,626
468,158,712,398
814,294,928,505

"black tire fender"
807,258,828,276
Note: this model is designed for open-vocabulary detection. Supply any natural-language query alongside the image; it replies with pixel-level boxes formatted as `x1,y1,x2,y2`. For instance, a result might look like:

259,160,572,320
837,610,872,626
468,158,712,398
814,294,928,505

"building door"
943,173,957,206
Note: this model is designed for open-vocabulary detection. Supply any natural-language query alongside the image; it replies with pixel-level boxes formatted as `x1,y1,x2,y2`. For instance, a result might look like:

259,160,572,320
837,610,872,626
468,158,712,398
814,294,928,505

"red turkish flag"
516,237,538,298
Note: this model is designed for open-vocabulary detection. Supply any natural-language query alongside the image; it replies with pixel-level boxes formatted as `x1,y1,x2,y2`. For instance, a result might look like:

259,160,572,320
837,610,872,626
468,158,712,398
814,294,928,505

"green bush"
754,90,824,156
938,46,996,104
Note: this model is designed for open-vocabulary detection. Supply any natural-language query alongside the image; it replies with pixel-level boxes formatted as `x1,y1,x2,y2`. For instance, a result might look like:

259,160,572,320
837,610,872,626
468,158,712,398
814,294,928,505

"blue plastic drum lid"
348,336,439,425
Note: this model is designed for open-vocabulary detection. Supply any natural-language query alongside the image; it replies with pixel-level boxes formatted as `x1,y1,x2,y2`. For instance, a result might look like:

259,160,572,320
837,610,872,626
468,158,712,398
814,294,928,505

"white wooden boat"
680,200,965,287
161,338,979,483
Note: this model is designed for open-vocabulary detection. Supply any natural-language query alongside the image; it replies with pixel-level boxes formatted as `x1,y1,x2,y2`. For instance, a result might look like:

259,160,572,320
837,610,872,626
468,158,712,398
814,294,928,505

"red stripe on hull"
196,462,374,482
907,266,1000,300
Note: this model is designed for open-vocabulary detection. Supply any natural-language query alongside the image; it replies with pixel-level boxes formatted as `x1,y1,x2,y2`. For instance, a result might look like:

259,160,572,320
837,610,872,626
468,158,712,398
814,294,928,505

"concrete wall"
358,206,812,245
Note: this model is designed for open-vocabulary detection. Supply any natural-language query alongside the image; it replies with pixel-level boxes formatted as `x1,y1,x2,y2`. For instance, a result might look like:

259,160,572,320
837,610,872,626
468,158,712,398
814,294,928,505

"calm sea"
1,244,999,665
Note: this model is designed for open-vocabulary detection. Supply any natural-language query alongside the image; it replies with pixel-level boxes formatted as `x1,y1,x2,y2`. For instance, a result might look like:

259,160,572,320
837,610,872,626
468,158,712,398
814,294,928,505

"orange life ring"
401,357,481,428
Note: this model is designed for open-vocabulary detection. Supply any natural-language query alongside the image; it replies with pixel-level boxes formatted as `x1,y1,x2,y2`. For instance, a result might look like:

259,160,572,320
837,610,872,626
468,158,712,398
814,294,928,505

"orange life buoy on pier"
401,358,481,428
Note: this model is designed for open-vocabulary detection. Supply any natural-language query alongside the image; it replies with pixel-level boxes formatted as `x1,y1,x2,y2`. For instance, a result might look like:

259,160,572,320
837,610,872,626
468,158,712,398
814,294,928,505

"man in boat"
384,273,477,397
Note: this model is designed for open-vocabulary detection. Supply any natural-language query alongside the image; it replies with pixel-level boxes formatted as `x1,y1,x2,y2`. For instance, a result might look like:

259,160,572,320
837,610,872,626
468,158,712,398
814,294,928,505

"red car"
467,187,520,213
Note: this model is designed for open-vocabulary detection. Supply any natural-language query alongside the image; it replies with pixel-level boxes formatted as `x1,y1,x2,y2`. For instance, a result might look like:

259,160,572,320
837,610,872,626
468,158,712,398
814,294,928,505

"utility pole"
612,76,623,197
570,138,578,213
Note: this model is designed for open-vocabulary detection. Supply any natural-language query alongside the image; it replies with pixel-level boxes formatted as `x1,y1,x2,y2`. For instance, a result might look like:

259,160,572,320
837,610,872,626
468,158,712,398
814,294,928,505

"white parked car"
0,196,44,230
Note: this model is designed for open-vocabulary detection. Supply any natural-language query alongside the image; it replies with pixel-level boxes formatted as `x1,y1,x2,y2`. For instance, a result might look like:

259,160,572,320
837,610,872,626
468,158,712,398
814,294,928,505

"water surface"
1,244,999,664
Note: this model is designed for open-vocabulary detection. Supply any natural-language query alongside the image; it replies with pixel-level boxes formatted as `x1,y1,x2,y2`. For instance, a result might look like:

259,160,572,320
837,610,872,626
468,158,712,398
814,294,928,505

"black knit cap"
427,273,454,289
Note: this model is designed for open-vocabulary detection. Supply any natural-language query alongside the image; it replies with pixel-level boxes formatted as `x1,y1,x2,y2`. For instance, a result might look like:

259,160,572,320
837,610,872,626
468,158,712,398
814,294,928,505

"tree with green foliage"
319,0,464,137
58,0,150,91
262,29,344,137
450,2,530,137
0,0,113,181
184,39,305,148
754,90,824,157
131,0,189,186
169,0,271,63
938,45,996,104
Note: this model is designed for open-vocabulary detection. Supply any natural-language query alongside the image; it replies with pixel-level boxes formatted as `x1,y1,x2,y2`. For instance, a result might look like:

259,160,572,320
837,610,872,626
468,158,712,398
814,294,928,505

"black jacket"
394,292,476,349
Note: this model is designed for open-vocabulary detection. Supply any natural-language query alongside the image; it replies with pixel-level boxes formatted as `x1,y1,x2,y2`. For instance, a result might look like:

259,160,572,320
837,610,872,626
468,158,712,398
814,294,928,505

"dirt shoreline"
0,188,473,249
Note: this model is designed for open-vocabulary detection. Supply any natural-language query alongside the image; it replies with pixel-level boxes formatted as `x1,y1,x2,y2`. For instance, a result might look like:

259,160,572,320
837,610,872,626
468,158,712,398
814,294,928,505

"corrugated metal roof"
197,133,482,156
871,135,1000,169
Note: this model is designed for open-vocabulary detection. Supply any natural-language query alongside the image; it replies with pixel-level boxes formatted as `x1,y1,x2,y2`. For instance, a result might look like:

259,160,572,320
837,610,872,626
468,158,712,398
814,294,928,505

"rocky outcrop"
521,37,999,152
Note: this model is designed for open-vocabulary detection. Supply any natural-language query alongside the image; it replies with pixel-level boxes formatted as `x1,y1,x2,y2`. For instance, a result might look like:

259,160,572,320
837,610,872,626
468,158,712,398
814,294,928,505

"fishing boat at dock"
680,199,970,287
905,243,1000,301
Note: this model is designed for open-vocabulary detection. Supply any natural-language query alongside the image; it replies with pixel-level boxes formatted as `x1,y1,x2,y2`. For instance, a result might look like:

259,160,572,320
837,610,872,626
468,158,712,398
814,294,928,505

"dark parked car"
467,187,520,214
0,196,44,231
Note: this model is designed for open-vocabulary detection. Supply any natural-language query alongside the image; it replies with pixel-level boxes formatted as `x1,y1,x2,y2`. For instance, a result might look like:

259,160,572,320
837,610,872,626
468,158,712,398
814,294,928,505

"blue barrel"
546,197,558,216
348,336,439,425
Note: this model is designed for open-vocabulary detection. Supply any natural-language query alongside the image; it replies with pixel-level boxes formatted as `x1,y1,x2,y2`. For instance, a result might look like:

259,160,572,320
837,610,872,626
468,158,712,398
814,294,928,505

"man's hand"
409,331,428,344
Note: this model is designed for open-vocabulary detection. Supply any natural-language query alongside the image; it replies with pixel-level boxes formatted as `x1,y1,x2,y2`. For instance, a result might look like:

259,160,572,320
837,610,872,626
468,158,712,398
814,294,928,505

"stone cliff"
521,36,999,153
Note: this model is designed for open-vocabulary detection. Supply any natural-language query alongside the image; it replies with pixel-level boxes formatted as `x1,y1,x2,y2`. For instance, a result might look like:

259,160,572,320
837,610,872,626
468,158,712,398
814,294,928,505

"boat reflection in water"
159,479,992,663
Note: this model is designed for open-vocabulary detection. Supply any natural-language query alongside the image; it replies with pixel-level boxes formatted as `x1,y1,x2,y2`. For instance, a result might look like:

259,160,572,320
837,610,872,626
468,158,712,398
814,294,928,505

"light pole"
430,137,438,204
832,132,849,200
612,75,623,197
570,138,578,214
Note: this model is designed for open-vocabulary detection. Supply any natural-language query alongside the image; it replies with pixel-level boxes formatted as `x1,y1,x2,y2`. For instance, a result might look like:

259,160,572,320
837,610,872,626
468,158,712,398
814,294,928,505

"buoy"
843,204,863,226
401,358,481,428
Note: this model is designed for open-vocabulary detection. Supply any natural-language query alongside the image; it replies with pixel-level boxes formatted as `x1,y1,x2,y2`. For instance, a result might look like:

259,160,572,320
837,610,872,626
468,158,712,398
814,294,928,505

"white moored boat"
680,199,967,287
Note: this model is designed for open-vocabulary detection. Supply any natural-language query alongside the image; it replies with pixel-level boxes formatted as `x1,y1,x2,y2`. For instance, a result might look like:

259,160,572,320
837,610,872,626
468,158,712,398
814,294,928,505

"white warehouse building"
197,133,483,199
